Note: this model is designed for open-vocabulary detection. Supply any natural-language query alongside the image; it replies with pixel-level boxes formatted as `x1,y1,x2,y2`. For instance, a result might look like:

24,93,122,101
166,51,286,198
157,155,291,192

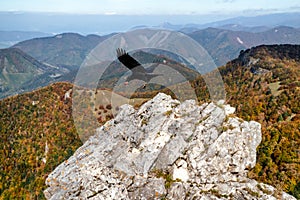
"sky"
1,0,300,15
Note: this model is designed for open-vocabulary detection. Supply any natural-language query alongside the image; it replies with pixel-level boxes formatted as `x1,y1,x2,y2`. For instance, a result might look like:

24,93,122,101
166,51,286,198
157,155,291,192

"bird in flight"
116,48,161,86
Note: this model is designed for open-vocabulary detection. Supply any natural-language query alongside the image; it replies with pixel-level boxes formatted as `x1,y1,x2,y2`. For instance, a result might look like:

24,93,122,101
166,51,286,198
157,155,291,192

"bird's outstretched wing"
116,48,146,73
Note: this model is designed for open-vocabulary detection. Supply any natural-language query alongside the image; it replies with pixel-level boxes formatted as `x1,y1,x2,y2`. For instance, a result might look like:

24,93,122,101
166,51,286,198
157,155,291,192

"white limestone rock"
172,159,189,182
44,93,296,200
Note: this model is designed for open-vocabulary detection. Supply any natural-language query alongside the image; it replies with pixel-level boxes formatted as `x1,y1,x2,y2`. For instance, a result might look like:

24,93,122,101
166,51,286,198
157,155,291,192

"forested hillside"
0,44,299,199
0,82,82,199
217,44,300,198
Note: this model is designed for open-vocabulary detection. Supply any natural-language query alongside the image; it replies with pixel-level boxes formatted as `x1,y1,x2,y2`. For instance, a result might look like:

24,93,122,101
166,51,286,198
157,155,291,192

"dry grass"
268,81,282,97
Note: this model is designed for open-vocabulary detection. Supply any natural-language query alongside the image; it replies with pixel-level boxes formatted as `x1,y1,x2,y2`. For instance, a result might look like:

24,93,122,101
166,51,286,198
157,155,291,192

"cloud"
241,8,280,15
288,6,300,10
216,0,237,3
104,11,117,15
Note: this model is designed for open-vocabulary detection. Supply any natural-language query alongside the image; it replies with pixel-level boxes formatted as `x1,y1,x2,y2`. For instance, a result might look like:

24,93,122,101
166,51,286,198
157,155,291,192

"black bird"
116,48,161,86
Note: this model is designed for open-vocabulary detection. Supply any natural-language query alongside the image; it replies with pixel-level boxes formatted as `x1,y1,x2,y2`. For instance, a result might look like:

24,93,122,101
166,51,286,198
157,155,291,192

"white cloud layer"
0,0,299,15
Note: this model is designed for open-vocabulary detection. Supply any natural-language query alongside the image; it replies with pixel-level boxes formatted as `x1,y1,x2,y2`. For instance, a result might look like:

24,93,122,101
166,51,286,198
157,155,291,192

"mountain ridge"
13,32,111,68
12,26,300,69
188,26,300,66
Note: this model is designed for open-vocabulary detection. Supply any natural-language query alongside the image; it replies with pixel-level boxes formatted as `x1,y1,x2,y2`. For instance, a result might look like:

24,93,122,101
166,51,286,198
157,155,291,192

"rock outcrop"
44,93,296,200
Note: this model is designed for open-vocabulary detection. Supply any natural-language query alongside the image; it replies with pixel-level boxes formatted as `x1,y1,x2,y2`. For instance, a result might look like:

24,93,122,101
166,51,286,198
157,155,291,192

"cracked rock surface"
44,93,296,200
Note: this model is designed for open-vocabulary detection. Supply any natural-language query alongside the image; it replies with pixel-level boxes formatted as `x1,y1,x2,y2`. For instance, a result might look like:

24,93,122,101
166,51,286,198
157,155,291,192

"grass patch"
268,81,282,97
152,169,181,189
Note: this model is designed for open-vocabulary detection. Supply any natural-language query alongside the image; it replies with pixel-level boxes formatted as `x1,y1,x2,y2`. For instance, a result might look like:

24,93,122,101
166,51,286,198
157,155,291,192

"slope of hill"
0,33,114,99
216,44,300,198
13,33,111,69
158,44,300,198
188,26,300,66
0,82,82,199
0,48,64,99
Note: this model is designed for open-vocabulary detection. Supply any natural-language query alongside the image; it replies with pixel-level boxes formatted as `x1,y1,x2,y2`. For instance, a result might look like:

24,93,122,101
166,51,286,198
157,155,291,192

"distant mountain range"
13,33,112,68
11,26,300,69
0,11,299,34
132,12,300,33
188,26,300,66
179,24,272,34
203,12,300,29
0,25,299,98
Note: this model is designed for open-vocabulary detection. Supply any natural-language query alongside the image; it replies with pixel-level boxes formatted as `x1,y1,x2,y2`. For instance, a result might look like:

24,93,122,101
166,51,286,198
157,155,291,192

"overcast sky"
1,0,300,15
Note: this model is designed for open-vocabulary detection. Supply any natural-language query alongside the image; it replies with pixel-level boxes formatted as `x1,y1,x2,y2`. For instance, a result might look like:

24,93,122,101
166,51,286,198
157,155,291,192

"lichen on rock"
44,93,296,200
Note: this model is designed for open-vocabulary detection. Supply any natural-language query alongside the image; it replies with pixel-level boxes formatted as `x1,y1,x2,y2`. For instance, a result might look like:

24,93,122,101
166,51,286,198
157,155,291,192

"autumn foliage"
0,44,299,199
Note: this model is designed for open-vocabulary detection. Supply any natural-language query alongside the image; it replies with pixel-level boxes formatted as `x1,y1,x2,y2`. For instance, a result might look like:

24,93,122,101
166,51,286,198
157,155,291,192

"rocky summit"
44,93,296,200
